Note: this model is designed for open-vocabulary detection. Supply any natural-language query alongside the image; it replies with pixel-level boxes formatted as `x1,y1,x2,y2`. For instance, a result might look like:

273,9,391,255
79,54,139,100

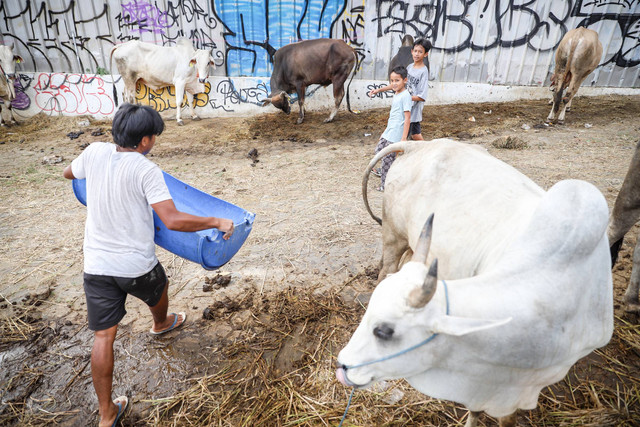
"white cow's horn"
408,258,438,308
411,213,434,264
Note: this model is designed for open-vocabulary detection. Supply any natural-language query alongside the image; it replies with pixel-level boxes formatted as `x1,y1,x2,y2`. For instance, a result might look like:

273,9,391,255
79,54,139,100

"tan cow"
547,27,602,124
0,43,24,126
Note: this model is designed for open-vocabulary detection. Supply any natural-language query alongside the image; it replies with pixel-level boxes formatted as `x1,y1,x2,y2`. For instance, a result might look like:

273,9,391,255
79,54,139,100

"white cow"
363,139,543,282
110,38,215,125
607,139,640,312
0,43,24,126
338,140,613,426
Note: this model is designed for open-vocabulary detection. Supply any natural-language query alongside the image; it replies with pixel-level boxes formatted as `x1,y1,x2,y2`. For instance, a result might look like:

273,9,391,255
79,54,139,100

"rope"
338,280,449,425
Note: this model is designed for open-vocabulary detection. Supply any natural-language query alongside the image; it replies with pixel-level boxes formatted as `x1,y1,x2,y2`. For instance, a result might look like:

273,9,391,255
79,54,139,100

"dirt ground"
1,94,640,426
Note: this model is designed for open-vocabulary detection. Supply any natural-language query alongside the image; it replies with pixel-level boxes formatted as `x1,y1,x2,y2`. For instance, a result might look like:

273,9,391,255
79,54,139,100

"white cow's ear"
432,315,512,336
209,56,216,68
189,58,196,67
14,55,23,64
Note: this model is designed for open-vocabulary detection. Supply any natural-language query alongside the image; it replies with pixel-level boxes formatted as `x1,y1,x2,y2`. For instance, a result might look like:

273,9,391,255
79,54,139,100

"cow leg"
464,411,481,427
498,412,517,427
378,229,407,282
186,91,200,121
174,81,186,125
0,103,5,126
296,84,306,125
625,234,640,312
547,79,566,123
325,83,345,123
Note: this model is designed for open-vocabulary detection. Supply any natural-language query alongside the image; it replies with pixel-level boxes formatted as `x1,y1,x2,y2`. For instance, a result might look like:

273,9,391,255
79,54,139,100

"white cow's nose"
198,78,206,83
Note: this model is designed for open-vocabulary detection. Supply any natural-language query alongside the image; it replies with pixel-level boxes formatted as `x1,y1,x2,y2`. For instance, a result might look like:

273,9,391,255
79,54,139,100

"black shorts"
83,262,168,331
409,122,422,136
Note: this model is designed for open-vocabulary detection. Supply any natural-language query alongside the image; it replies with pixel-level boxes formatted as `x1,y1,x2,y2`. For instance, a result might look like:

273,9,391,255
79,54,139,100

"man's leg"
148,281,185,333
92,325,120,427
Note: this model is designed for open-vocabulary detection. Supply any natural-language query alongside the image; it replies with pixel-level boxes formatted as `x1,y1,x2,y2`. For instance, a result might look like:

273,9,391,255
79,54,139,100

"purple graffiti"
11,77,30,110
120,0,170,34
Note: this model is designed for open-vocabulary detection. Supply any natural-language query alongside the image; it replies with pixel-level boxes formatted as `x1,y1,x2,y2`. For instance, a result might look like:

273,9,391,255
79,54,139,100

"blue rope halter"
338,280,450,426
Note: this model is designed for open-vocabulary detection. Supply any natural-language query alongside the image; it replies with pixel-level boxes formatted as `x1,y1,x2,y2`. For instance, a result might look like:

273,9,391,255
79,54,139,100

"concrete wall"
1,0,639,120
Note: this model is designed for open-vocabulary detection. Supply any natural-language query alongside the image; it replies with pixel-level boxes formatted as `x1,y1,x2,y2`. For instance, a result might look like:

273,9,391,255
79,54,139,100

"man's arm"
151,199,234,240
63,165,76,180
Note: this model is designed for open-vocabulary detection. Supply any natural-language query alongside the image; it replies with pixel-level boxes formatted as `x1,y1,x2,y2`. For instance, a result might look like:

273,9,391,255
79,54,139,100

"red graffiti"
34,73,115,115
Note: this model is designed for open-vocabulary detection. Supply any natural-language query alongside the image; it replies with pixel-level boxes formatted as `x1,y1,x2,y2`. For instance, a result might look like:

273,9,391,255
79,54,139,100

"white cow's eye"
373,324,394,340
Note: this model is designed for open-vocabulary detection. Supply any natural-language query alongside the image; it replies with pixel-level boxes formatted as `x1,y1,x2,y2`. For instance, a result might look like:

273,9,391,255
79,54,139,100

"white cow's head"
0,43,23,97
336,215,511,389
189,49,216,84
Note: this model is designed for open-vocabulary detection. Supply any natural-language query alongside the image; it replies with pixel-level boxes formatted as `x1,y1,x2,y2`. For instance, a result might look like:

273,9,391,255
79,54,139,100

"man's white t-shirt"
71,142,172,277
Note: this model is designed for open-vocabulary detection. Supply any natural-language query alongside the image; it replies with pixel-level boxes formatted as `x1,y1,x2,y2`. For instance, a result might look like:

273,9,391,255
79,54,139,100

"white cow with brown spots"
547,27,602,124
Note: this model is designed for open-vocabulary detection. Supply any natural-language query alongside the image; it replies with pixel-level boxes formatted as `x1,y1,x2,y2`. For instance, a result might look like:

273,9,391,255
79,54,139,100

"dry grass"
136,279,640,427
492,136,529,150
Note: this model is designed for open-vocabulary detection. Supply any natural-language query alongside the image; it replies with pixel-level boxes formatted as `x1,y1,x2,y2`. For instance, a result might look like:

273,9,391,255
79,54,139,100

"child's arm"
411,95,425,102
401,110,411,141
152,199,235,240
368,84,393,97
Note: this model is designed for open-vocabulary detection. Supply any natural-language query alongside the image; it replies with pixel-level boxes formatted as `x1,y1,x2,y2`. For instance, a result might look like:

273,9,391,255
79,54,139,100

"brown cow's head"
262,91,291,114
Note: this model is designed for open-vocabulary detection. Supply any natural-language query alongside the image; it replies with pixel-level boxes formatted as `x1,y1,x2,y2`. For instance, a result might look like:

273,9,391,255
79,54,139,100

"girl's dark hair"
390,65,408,79
112,103,165,148
413,38,432,53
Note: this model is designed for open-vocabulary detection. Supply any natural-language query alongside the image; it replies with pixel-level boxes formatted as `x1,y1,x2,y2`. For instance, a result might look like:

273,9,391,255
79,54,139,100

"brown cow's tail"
109,45,119,107
362,141,412,225
346,50,360,114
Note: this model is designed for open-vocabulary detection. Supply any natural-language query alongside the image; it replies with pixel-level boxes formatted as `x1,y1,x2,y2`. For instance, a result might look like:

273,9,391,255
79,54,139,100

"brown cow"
608,139,640,313
261,38,357,124
546,27,602,124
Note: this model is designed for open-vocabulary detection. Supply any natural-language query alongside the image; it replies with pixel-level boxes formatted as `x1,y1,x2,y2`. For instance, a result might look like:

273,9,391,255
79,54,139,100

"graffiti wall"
0,0,638,119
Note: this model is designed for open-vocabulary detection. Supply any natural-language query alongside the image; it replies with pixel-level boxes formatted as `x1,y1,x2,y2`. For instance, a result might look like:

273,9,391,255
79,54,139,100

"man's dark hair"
390,65,408,79
112,103,165,148
413,38,432,53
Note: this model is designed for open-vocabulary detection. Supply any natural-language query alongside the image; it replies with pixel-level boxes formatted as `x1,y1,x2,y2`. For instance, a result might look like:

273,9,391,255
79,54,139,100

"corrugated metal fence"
1,0,638,87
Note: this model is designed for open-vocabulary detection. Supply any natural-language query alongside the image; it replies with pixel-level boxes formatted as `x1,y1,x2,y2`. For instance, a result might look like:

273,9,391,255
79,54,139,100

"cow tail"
109,45,119,107
362,141,412,225
346,50,359,114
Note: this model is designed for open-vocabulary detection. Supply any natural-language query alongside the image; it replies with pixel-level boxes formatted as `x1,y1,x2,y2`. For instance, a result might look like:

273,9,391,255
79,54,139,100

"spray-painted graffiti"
212,79,269,111
9,76,32,110
34,73,115,115
373,0,640,65
335,4,367,71
366,83,394,99
117,0,170,35
0,0,114,73
212,0,348,77
134,81,211,112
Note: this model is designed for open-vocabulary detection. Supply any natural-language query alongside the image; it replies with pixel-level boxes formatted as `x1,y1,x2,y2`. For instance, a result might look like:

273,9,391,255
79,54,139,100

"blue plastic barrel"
72,172,255,270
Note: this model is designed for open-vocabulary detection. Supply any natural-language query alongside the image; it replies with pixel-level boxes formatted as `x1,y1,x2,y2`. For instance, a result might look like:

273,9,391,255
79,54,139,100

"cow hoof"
323,118,334,123
177,120,185,126
192,116,201,121
296,118,304,125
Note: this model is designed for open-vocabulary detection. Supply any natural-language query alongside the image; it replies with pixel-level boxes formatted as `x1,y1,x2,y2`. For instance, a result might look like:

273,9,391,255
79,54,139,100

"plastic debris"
468,116,476,122
585,123,593,128
521,124,531,130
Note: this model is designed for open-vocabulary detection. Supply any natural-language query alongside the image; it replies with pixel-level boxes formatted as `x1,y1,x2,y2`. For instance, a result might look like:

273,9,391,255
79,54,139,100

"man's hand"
368,89,377,98
217,218,234,240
